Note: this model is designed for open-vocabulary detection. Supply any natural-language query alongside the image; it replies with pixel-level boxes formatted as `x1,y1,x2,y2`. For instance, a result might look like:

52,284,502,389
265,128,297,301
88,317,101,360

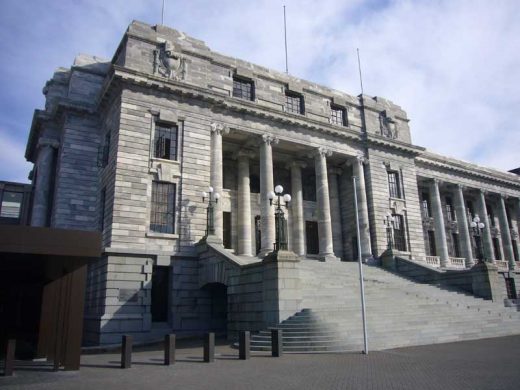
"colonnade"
424,179,519,270
209,124,371,261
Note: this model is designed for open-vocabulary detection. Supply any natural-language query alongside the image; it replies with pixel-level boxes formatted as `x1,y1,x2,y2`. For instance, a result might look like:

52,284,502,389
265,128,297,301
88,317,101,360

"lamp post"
201,186,220,237
267,185,291,252
470,215,485,263
383,213,395,250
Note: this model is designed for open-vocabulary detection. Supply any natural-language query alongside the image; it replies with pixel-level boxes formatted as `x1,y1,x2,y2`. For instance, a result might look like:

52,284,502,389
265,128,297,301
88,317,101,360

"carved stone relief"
154,41,186,80
379,111,398,140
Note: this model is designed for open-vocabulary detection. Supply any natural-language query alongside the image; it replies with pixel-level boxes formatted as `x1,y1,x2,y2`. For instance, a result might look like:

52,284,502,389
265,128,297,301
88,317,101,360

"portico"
212,126,371,261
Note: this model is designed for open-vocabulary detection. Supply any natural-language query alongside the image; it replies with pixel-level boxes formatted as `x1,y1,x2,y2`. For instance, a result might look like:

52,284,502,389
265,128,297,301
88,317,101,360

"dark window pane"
233,78,254,101
392,214,406,251
388,171,400,198
330,105,345,126
154,124,178,160
285,92,303,114
150,182,176,234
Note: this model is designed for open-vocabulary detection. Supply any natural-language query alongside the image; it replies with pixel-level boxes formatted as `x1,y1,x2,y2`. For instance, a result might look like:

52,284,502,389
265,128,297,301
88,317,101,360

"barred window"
330,105,346,126
422,192,431,218
387,171,401,198
150,182,176,234
154,123,178,160
285,91,304,114
233,77,254,101
445,197,455,222
392,214,407,251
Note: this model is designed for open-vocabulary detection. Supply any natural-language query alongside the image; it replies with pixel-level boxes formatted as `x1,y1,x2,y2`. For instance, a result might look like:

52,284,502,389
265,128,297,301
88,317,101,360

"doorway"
151,266,170,323
255,215,261,255
223,212,232,249
306,221,319,255
201,283,228,333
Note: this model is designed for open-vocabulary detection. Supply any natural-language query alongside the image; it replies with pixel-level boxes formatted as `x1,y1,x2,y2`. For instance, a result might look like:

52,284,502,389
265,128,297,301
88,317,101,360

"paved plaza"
2,335,520,390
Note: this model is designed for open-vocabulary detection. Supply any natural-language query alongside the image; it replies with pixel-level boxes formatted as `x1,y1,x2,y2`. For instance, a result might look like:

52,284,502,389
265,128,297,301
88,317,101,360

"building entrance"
306,221,319,255
151,266,169,322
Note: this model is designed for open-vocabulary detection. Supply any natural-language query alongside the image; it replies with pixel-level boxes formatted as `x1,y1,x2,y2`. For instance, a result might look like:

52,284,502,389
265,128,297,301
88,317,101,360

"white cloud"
0,129,32,183
0,0,519,182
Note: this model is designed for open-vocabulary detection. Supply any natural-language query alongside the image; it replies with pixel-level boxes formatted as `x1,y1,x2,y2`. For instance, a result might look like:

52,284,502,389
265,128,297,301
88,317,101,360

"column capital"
314,147,332,159
355,152,367,164
235,149,255,160
287,160,307,170
210,122,229,135
37,138,60,150
327,166,343,176
261,133,279,146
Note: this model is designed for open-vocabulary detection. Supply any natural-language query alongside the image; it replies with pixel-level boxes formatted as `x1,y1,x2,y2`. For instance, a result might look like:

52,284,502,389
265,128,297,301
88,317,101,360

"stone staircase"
250,260,520,353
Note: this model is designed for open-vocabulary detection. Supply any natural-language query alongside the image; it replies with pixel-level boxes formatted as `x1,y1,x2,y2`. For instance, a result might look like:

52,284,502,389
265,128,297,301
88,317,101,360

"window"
330,105,346,126
387,171,401,198
392,214,407,251
513,240,519,262
285,91,304,114
150,182,176,234
101,131,110,167
466,200,475,220
233,77,254,101
450,233,460,257
427,230,437,256
154,123,178,160
99,188,106,231
421,192,431,218
486,203,495,227
492,237,501,260
445,197,455,222
0,191,23,219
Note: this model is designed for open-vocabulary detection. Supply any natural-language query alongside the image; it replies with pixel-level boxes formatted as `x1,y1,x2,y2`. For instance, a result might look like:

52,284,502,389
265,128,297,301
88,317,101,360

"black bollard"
121,335,132,369
3,339,16,376
239,331,250,360
271,329,283,357
203,332,215,363
164,334,176,365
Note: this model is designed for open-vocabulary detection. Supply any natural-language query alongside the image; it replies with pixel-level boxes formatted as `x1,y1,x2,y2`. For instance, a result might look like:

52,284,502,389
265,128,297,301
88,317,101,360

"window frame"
330,104,347,126
150,181,176,234
0,190,24,220
392,214,407,251
285,90,304,115
387,171,401,199
232,76,255,101
154,122,179,161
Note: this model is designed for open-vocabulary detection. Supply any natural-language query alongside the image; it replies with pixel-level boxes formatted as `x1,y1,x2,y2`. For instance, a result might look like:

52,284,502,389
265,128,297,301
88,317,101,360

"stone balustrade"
448,257,466,269
425,256,441,268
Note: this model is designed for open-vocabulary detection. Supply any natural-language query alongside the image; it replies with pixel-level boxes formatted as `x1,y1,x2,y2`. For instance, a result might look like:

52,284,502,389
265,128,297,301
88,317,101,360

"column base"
318,253,340,262
262,250,301,263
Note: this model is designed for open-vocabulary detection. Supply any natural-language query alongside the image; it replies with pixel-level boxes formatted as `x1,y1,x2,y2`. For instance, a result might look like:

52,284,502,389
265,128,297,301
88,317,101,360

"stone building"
24,21,520,347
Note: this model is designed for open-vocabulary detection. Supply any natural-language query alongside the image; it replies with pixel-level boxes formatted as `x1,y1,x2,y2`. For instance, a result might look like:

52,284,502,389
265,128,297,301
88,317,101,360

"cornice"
416,155,520,188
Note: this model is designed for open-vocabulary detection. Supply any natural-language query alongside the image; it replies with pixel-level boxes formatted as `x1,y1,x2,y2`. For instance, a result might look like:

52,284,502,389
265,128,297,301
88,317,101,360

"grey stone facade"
24,21,520,345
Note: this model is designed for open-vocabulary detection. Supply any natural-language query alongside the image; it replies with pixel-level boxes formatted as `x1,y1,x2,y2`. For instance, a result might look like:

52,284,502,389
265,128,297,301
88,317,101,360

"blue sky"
1,0,519,183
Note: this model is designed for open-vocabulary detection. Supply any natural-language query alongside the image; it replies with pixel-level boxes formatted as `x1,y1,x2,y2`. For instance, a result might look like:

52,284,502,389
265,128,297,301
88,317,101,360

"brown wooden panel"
63,264,87,371
0,225,101,257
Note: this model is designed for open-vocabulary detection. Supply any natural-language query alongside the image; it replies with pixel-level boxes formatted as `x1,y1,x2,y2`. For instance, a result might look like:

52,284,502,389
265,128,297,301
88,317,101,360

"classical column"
453,184,474,267
328,167,343,259
314,148,335,261
237,150,254,256
429,179,449,267
498,195,515,269
289,161,306,256
209,122,229,241
514,198,520,264
352,155,372,259
31,138,59,227
476,190,495,262
259,134,278,255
